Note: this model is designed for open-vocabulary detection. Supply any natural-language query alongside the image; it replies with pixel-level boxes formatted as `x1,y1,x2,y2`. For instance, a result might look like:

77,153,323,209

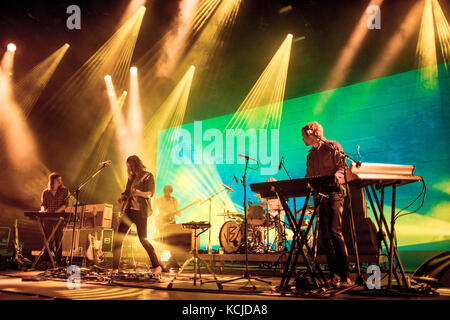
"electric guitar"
86,232,104,264
14,219,24,266
155,199,201,227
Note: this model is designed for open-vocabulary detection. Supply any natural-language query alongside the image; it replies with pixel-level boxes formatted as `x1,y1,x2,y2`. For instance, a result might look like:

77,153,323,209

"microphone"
238,154,257,162
221,183,235,192
278,156,284,171
233,175,239,183
99,160,112,166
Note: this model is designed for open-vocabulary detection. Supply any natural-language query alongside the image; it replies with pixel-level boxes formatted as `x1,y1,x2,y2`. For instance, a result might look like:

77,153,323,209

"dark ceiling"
1,0,447,124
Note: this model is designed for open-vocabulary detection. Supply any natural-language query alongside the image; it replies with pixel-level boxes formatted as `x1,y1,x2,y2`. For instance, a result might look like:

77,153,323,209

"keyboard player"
39,172,69,264
302,121,352,288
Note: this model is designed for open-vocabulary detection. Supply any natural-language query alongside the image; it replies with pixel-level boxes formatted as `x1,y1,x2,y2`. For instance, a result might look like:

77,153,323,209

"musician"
112,155,162,274
302,121,351,288
155,185,179,231
40,172,69,263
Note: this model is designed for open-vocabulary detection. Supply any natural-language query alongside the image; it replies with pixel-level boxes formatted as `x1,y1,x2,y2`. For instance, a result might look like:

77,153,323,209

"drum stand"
167,224,222,289
219,157,271,289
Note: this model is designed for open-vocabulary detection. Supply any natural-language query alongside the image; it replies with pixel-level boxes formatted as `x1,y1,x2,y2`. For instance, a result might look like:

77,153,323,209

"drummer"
259,177,286,250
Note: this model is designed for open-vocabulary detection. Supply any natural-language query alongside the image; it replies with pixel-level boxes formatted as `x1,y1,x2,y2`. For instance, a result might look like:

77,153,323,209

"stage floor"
0,269,449,301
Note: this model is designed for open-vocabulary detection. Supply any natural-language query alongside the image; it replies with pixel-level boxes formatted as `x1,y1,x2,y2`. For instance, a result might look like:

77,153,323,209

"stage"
0,268,449,301
1,0,450,310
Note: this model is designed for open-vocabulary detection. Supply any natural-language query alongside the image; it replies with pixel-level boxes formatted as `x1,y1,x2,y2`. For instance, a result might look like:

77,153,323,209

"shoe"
151,265,163,274
329,274,341,289
340,277,354,288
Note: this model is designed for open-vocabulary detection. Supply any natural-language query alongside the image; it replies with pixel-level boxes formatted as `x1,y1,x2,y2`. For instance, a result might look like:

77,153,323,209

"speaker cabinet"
413,251,450,288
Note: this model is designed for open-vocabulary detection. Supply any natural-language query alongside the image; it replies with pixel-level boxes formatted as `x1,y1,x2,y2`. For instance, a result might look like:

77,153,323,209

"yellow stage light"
416,0,438,91
7,43,16,52
363,1,423,81
313,0,384,114
432,0,450,69
15,44,70,116
143,66,195,174
104,75,112,82
38,7,146,189
226,33,293,131
130,66,138,74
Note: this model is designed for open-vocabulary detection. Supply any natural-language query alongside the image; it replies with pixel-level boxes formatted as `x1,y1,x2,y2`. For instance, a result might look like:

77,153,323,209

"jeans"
317,191,349,280
112,209,160,269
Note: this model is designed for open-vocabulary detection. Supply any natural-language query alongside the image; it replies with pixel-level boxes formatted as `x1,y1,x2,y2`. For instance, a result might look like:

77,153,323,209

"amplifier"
0,227,12,257
0,227,11,248
161,224,199,255
65,206,83,228
82,204,113,228
65,204,114,229
62,227,114,258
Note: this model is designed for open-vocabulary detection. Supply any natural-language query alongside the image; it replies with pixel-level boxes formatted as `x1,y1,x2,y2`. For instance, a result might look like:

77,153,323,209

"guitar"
155,199,201,227
86,232,104,264
13,219,24,266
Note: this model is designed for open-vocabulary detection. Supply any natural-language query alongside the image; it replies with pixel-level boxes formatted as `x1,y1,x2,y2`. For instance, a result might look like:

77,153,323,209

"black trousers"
112,209,160,269
317,190,349,280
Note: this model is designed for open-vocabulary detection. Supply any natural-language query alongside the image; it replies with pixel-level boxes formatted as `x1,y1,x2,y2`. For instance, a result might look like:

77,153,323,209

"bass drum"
219,221,243,253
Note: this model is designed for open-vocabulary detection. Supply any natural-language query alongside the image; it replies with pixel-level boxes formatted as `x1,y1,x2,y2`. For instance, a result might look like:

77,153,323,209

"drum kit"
217,199,314,254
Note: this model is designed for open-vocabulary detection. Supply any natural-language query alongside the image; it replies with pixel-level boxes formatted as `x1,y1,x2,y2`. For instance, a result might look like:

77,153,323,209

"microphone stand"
69,163,110,266
312,134,363,285
280,159,297,215
220,157,271,289
200,186,229,254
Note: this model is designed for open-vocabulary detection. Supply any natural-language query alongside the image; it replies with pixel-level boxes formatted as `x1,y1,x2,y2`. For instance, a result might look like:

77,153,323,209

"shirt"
122,171,155,216
41,187,69,212
306,139,346,185
155,196,178,224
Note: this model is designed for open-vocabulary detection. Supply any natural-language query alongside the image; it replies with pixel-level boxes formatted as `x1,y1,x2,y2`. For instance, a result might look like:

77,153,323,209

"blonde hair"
302,121,324,138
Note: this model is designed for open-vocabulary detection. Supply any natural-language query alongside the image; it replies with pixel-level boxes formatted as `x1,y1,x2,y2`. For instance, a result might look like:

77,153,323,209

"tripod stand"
167,223,222,289
220,156,271,289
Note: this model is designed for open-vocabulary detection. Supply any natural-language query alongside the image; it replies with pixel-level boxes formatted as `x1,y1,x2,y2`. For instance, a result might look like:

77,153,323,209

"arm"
333,142,346,184
40,191,47,212
133,173,154,199
305,153,313,178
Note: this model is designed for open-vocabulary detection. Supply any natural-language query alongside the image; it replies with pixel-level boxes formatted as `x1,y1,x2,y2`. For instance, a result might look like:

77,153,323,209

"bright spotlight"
130,66,138,74
160,250,172,262
104,75,112,82
7,43,16,52
287,33,293,39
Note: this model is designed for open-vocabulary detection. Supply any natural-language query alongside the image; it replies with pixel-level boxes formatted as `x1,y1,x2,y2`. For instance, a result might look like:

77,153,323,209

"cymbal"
216,212,244,218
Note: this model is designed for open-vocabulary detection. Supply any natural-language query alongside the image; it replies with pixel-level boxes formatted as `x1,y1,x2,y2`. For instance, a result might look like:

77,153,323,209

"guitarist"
112,155,162,274
155,185,178,232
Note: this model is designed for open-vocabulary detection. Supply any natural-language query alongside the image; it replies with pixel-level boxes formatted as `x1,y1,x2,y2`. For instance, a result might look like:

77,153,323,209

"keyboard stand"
276,188,329,292
32,216,64,269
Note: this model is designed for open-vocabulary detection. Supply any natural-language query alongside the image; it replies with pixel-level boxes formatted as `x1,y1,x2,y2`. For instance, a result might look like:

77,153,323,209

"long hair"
127,155,146,179
47,172,63,190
